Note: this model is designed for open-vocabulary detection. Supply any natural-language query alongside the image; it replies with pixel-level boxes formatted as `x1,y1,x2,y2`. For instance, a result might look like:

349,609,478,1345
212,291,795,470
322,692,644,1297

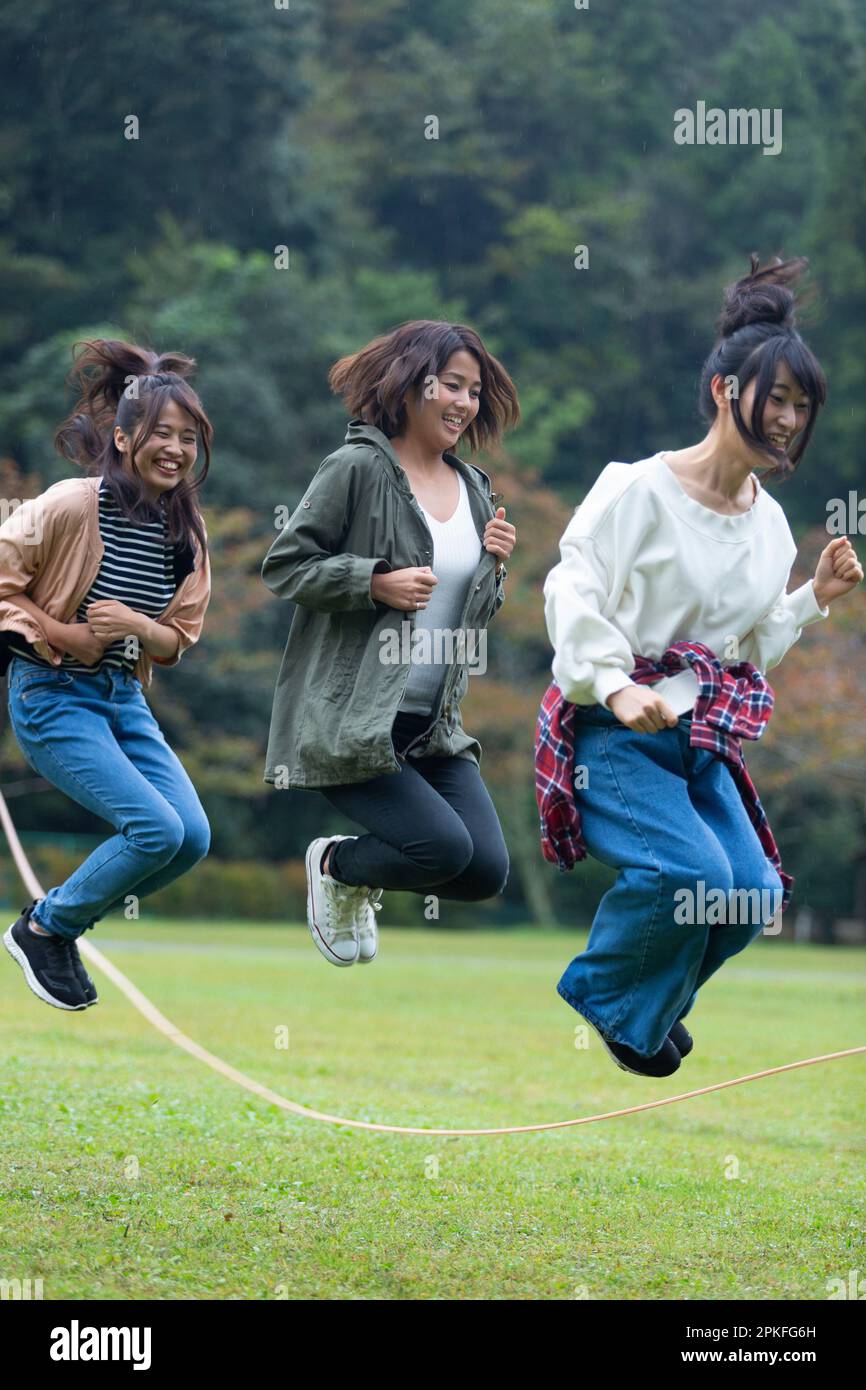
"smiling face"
401,349,482,454
738,358,811,463
114,396,198,501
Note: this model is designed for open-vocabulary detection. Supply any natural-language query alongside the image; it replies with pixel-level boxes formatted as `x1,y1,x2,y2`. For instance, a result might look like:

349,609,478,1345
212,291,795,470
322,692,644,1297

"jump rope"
1,785,863,1138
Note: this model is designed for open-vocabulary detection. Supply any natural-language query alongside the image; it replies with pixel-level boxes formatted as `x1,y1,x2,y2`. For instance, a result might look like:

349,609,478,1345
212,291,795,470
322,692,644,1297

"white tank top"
398,471,481,716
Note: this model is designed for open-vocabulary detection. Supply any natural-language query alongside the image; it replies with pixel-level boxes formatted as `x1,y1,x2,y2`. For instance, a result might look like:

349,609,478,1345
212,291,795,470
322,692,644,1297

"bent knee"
730,860,782,899
180,811,211,865
463,850,510,900
663,853,734,909
127,805,210,866
728,863,784,929
128,808,186,860
410,826,475,884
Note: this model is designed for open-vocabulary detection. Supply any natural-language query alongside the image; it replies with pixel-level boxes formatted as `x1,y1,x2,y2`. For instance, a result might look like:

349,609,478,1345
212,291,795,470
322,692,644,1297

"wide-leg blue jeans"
6,657,210,940
557,702,784,1056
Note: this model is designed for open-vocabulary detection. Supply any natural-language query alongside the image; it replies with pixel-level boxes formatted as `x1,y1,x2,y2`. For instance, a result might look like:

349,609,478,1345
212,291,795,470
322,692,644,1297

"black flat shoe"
589,1021,681,1078
667,1020,693,1057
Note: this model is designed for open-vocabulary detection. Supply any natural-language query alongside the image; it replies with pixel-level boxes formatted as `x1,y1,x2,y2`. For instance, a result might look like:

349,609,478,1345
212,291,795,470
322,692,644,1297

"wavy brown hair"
328,320,520,453
54,338,212,555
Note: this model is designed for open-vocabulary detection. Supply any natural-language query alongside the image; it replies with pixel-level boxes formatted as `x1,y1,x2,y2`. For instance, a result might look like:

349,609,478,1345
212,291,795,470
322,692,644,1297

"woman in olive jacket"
262,320,519,968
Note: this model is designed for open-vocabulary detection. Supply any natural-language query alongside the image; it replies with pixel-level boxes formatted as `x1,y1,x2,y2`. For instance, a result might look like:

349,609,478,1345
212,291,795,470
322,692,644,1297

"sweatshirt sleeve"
543,464,648,707
544,531,639,707
736,576,829,672
261,454,391,613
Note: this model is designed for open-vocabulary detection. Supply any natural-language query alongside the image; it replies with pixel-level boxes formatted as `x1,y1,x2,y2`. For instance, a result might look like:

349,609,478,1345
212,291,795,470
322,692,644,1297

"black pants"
320,712,509,900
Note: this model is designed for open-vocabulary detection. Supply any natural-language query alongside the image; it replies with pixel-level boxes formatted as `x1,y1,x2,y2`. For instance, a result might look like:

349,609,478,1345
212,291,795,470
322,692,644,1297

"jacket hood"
343,418,493,499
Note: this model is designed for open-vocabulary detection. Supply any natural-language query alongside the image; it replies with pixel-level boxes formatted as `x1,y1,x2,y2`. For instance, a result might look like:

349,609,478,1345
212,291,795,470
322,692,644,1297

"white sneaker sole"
3,924,88,1011
304,840,359,967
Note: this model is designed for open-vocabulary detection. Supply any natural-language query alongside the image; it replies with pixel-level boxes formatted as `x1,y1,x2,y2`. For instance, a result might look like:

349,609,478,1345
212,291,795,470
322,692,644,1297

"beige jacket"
0,476,210,688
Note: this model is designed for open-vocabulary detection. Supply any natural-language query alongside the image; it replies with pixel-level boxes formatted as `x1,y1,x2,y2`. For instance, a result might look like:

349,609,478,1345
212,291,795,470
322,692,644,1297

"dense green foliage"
1,2,863,922
3,1,864,501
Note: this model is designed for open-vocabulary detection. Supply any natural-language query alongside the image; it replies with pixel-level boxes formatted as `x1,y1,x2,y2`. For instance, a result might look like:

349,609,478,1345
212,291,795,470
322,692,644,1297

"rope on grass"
2,786,863,1138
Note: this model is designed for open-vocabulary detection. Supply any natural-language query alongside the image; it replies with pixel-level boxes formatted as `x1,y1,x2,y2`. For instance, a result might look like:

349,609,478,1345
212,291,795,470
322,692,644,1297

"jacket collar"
343,418,493,501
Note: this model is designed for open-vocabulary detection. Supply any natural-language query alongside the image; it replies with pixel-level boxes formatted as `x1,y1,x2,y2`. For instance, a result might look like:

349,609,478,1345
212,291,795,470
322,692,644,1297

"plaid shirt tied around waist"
535,640,793,911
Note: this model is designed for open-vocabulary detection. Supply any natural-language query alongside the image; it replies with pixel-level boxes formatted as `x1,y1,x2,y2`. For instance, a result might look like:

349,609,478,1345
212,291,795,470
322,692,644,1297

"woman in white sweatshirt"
541,256,863,1078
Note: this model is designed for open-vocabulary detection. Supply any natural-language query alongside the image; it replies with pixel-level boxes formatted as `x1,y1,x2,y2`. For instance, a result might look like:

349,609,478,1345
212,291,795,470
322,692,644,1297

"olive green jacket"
261,420,507,788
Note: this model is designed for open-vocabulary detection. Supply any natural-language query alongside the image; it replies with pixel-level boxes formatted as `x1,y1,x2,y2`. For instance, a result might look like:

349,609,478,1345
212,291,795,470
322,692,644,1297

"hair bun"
717,253,808,338
150,351,199,382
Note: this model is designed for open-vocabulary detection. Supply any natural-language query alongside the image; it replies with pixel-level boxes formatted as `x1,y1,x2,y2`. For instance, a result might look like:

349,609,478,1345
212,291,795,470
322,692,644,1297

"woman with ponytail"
1,339,212,1011
539,256,863,1078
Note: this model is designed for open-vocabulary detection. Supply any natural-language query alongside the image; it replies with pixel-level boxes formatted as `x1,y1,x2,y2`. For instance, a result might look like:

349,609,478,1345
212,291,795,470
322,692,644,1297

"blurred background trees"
1,0,863,931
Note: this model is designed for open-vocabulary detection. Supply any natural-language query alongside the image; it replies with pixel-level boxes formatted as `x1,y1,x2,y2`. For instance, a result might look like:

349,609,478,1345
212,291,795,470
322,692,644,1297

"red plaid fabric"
535,640,793,910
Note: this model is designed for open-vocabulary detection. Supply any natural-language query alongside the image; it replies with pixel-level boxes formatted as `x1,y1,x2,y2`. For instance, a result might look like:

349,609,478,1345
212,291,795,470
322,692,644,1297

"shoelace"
37,931,81,981
325,882,362,941
357,888,383,939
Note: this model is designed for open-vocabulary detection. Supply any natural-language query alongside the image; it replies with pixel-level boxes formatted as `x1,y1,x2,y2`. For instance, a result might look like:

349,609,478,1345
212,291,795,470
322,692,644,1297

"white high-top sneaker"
355,887,383,963
304,837,364,966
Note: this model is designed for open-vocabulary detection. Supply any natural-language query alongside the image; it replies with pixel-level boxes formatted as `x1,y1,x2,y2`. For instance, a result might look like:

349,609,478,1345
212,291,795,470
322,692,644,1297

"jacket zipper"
388,493,430,765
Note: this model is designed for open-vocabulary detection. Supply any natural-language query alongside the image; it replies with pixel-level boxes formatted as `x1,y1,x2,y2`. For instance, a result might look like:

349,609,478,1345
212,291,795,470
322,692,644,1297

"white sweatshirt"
543,452,830,716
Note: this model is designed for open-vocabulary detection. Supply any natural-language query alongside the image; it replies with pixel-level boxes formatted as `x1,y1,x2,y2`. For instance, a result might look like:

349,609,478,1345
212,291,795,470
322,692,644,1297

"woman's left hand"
484,507,516,575
85,600,144,643
812,537,864,608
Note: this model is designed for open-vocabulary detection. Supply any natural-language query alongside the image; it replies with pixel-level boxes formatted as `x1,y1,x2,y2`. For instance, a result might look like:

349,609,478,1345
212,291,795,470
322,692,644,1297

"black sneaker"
3,905,88,1011
588,1020,681,1078
667,1020,693,1058
17,900,96,1004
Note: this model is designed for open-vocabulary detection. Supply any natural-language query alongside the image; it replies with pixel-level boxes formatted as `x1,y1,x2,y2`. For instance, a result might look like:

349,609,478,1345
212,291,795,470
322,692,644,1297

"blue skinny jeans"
6,658,210,941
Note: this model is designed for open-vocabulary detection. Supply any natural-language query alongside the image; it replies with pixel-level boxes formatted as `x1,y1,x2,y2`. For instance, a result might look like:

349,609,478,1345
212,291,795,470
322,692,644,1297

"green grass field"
0,920,863,1301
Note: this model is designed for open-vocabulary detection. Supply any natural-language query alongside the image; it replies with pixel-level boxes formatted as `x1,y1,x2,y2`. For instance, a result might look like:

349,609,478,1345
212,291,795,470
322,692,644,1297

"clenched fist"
371,566,439,612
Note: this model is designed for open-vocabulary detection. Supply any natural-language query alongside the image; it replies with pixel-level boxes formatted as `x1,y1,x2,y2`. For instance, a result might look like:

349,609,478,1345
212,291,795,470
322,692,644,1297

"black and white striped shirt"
9,480,178,675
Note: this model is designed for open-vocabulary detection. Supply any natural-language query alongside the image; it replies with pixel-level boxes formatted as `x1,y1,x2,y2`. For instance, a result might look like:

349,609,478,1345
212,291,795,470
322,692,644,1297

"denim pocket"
15,666,75,700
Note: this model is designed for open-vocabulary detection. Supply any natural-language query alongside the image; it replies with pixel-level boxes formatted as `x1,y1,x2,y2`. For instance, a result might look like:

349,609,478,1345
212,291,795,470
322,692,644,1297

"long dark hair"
54,338,212,554
328,320,520,454
699,255,826,483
